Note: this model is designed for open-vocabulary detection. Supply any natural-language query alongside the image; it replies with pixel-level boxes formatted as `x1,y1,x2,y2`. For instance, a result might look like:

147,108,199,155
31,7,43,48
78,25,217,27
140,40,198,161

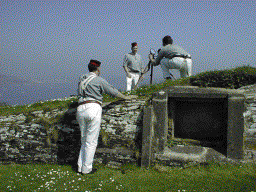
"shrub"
189,65,256,89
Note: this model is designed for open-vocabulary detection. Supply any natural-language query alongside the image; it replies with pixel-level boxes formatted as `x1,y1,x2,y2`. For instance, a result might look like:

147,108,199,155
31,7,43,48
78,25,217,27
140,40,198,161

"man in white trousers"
149,35,192,80
77,59,137,175
123,42,144,91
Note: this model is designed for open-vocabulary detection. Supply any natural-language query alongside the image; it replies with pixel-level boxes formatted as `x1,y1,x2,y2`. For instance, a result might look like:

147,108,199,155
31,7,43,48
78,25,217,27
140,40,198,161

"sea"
0,82,79,106
0,80,128,106
0,73,162,106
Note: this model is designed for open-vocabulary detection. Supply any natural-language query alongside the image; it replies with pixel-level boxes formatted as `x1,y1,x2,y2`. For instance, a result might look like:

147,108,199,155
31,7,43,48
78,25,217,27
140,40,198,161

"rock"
250,124,256,129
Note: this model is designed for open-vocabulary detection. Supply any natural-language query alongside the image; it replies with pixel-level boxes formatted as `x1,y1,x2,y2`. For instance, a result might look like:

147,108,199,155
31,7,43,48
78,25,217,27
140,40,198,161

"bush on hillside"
189,65,256,89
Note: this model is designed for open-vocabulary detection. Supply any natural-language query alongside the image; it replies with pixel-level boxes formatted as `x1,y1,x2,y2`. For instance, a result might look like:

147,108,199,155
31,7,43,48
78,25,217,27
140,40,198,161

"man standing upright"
149,35,192,80
77,59,137,175
123,42,144,91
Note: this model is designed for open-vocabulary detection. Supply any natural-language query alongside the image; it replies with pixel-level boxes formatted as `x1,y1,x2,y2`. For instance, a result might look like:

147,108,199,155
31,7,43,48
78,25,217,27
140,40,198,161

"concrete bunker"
141,86,245,167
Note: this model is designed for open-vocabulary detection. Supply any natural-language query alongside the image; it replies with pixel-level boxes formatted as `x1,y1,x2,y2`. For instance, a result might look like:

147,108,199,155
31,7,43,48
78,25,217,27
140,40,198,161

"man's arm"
123,65,131,78
149,49,164,66
100,78,137,100
123,55,131,78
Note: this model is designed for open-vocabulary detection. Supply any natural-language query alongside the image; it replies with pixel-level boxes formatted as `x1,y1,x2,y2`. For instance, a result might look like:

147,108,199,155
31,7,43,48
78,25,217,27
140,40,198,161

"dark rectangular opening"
168,97,228,155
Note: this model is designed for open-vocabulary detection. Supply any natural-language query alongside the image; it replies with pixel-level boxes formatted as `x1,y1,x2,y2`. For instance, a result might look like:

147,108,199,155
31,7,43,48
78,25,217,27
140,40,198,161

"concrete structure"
141,86,245,167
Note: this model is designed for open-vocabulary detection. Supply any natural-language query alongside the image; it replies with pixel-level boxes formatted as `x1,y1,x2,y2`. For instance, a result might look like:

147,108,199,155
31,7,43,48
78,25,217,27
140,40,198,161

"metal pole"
150,62,153,85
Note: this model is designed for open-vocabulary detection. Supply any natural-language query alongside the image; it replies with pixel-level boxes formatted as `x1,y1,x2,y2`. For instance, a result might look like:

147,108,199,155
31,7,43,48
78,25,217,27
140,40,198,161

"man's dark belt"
78,100,102,106
171,55,191,59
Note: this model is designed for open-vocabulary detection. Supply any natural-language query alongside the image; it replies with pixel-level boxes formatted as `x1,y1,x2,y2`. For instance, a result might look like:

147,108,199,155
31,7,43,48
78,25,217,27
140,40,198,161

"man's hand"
127,73,132,78
148,54,154,61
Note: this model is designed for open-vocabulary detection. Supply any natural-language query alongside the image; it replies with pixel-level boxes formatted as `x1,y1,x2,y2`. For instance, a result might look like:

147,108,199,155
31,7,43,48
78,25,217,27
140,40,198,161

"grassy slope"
0,76,190,116
0,162,255,192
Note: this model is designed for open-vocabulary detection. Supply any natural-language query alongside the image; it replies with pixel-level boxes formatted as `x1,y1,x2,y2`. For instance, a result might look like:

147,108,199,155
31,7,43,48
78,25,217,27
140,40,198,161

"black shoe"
79,168,98,175
88,168,98,174
165,77,172,80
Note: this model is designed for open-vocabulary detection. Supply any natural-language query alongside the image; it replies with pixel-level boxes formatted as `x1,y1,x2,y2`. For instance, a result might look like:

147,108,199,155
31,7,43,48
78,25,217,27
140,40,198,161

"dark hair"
162,35,173,45
131,42,138,47
88,59,101,72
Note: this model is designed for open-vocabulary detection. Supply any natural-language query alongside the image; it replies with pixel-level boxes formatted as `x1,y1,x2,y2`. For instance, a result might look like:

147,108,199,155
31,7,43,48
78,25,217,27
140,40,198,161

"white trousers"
160,57,192,79
126,72,140,91
76,103,102,174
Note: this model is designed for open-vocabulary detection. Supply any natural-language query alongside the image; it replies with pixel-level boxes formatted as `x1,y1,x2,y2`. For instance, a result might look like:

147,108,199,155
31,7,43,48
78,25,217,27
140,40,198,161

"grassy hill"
1,65,255,117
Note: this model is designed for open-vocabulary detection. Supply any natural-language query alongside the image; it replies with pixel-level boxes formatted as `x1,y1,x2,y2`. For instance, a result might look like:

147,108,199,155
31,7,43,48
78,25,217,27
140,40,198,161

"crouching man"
76,59,137,174
149,35,192,80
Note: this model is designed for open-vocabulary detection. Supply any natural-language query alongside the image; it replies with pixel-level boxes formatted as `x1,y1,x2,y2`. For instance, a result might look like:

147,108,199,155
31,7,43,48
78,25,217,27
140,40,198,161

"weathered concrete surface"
166,86,244,98
141,106,154,167
155,144,255,165
155,145,209,163
227,96,245,159
152,91,168,152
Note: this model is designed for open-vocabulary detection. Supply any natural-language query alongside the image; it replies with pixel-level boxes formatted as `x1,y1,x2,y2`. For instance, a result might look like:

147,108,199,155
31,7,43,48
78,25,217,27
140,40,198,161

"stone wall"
0,99,147,165
238,84,256,155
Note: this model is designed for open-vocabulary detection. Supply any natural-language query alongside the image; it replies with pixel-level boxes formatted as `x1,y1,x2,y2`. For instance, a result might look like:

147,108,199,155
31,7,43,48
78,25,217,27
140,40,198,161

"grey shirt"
155,44,191,66
77,72,119,104
123,53,143,73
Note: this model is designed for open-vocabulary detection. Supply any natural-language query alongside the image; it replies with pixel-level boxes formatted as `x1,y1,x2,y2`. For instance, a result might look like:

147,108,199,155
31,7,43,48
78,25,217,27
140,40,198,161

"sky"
1,0,256,101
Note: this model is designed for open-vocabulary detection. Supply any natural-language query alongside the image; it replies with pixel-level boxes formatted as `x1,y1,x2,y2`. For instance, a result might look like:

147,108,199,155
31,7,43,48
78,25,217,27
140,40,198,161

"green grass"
0,97,77,117
0,162,255,192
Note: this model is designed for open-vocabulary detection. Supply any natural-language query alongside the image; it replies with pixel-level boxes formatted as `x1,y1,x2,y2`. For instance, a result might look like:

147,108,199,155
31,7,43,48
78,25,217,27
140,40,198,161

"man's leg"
126,76,133,92
161,58,182,79
180,58,192,78
131,73,140,90
77,106,86,172
187,59,192,76
77,104,102,174
160,58,172,79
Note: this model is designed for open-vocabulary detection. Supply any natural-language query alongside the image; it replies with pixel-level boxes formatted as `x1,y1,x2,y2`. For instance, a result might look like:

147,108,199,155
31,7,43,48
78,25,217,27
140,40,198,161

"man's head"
162,35,173,46
131,42,138,54
88,59,101,75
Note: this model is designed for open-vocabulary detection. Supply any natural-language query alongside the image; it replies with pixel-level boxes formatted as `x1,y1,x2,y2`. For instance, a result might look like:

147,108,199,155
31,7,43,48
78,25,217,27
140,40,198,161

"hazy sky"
1,0,256,90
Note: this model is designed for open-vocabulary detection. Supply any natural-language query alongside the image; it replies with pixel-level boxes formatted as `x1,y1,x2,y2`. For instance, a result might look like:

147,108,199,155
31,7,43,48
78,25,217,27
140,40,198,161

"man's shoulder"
171,44,183,49
95,76,107,83
124,52,133,57
79,73,88,80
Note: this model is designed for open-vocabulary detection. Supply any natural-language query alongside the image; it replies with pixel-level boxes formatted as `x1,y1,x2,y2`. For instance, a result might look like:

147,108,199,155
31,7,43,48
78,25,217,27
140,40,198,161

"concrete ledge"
166,86,245,98
96,147,134,156
155,146,208,163
155,145,229,163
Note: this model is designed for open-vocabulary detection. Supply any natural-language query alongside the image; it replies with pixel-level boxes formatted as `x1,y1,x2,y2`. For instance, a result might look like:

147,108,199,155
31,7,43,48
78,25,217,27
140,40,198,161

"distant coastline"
0,82,77,106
